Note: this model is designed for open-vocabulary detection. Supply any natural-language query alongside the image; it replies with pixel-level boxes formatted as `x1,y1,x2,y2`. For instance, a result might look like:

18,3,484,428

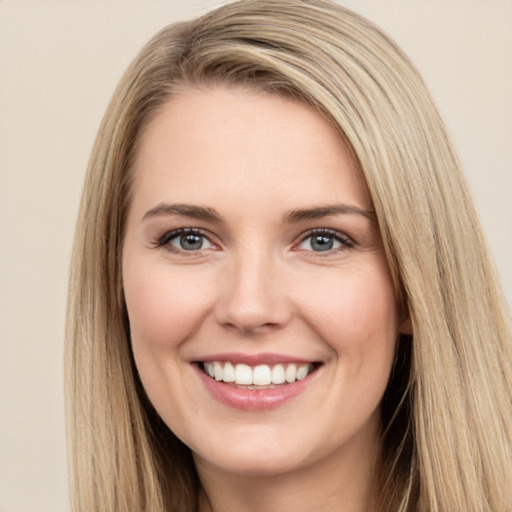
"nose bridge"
215,243,288,332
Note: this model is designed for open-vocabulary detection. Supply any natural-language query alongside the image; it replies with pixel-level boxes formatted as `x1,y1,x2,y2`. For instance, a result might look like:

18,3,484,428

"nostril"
215,300,289,333
221,319,285,335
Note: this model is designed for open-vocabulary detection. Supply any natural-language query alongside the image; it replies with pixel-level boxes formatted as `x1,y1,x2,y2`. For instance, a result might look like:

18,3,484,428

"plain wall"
1,1,510,511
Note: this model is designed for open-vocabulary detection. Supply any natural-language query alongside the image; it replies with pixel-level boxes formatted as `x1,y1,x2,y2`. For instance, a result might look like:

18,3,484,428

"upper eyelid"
153,226,353,249
155,227,216,247
293,228,355,251
296,228,352,242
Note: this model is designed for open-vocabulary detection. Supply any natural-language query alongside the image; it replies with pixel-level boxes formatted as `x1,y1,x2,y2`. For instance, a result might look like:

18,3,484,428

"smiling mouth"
199,361,321,388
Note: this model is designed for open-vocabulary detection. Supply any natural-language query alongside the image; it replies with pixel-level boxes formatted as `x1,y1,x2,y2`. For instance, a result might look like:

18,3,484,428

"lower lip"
194,365,317,411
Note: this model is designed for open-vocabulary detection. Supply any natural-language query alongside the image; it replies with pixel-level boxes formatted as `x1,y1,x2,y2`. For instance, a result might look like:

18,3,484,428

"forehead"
130,85,371,215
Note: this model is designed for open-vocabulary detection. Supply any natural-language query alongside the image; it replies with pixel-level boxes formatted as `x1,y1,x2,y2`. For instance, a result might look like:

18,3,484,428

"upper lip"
192,352,319,365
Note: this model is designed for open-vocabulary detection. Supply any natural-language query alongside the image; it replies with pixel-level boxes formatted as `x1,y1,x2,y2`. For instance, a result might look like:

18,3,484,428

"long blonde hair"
65,1,512,510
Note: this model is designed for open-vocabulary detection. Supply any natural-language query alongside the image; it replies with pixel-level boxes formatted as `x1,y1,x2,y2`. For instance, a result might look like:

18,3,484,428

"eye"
157,229,215,252
296,230,353,253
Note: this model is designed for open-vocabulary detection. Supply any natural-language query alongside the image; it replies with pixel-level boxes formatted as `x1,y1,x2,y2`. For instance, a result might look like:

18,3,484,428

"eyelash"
153,228,213,251
295,229,354,254
153,228,354,254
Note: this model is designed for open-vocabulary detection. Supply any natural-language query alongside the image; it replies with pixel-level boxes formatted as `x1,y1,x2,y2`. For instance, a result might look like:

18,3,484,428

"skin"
122,85,406,512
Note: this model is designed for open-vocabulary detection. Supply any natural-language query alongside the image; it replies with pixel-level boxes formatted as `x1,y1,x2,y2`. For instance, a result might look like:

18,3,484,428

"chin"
193,443,309,477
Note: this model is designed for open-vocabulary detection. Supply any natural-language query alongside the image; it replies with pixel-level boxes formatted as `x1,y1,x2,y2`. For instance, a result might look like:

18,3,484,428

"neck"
195,429,381,512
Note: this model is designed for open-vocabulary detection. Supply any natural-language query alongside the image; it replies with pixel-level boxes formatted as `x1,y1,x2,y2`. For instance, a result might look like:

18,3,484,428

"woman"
65,1,512,510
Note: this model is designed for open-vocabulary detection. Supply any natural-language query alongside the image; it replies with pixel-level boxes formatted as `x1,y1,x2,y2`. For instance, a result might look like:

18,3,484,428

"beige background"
1,1,510,511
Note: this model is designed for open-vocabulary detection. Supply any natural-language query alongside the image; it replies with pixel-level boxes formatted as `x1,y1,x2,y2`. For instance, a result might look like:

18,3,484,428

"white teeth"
223,362,235,382
203,361,315,386
234,364,253,385
213,361,223,381
296,364,309,380
271,364,286,384
253,365,272,386
285,363,297,383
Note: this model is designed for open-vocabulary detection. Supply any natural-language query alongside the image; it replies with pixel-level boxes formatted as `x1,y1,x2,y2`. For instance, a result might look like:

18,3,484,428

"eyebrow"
283,204,375,223
143,203,222,222
142,202,375,224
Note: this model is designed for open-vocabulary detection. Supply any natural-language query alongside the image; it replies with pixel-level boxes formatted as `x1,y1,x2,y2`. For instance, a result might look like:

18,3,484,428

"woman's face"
123,86,403,477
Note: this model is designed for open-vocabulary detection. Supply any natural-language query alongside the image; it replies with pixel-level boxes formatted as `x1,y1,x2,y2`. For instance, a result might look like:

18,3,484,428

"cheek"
123,261,215,350
122,260,218,433
301,265,397,337
295,262,398,381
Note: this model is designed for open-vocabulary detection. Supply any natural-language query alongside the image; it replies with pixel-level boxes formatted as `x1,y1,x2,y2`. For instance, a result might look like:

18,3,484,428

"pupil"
180,233,203,250
312,235,333,251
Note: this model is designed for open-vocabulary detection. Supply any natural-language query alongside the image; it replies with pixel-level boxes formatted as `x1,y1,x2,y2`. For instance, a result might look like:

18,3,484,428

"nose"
214,249,291,334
